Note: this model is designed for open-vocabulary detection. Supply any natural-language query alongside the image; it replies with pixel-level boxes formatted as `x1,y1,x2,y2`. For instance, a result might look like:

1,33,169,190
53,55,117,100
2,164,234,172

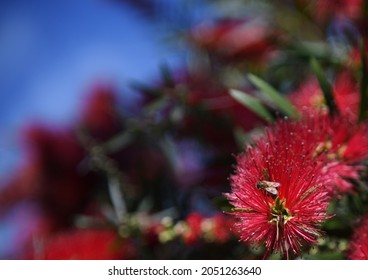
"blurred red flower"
320,162,362,194
289,72,360,120
79,84,123,141
189,19,277,62
313,117,368,194
0,125,97,233
347,42,368,69
347,215,368,259
209,214,234,243
183,212,204,245
301,0,363,23
26,229,136,260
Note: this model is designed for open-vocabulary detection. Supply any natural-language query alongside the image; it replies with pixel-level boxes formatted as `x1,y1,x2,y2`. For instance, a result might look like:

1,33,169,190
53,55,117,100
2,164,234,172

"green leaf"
247,74,299,119
213,195,233,212
229,89,274,122
359,39,368,122
310,58,338,116
103,130,134,153
303,251,344,260
288,42,342,65
364,0,368,19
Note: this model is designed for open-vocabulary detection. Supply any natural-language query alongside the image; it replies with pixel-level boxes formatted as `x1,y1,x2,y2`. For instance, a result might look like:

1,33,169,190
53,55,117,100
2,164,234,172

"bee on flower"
226,118,332,258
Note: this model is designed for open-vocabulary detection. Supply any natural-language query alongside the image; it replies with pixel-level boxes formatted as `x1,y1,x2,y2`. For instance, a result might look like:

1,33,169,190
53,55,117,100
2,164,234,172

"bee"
256,181,280,196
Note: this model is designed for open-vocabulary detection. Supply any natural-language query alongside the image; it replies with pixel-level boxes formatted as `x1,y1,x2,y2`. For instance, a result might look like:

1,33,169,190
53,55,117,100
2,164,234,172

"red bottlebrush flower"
24,126,95,229
271,115,368,194
332,122,368,163
316,0,363,19
346,42,368,69
227,119,332,258
347,215,368,259
334,73,360,120
288,77,327,114
206,214,234,243
80,84,122,140
0,164,40,213
27,229,136,260
289,73,359,120
302,0,363,23
320,162,362,194
0,125,95,231
182,212,204,245
189,19,277,62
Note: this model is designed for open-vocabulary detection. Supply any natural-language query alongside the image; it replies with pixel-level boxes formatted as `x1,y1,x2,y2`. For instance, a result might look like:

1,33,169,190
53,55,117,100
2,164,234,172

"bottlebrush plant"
1,0,368,260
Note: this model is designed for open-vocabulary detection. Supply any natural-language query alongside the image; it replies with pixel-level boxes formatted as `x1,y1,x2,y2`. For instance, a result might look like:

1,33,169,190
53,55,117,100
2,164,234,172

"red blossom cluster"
188,19,277,62
26,229,136,260
141,212,235,248
289,72,360,120
312,0,363,23
227,55,368,257
227,54,368,257
227,112,368,258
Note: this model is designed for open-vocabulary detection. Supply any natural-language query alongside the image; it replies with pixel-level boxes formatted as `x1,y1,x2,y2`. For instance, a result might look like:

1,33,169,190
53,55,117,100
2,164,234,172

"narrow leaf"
364,0,368,20
213,196,233,212
229,89,274,122
247,74,299,118
103,130,134,153
359,39,368,122
231,207,257,213
310,58,338,116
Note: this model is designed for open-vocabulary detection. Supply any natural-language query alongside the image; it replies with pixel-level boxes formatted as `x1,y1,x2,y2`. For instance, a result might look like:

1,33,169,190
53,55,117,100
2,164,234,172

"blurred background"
0,0,367,259
0,0,186,258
